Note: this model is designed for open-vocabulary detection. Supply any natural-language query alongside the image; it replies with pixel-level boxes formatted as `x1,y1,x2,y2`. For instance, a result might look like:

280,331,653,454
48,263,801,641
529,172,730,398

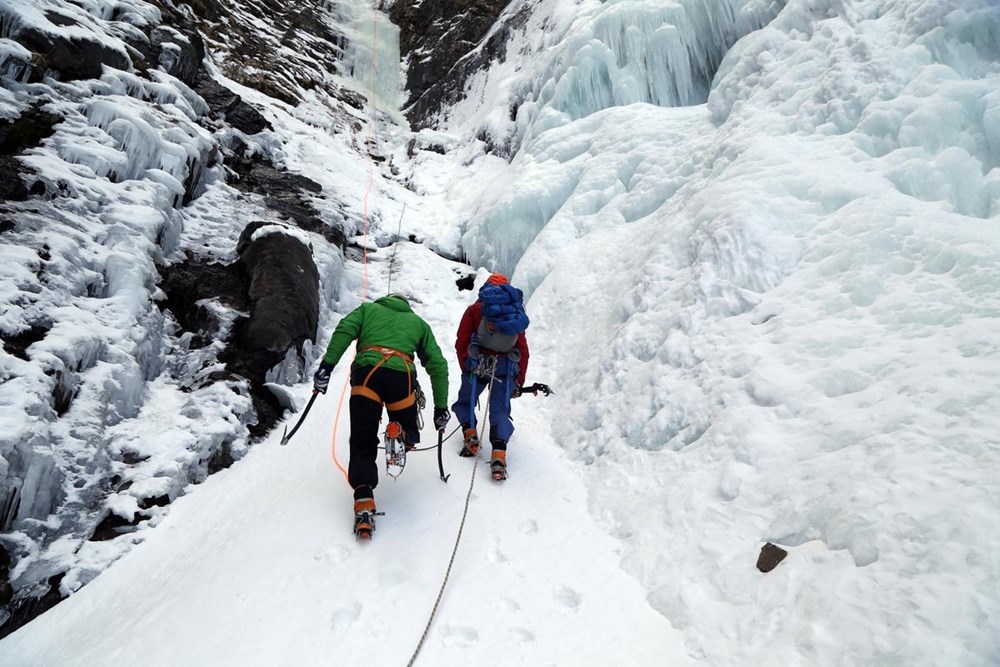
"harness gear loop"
351,345,417,410
473,354,499,380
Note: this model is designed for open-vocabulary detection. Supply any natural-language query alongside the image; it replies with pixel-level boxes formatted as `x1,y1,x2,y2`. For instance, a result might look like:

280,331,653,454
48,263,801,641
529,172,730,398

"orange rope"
330,371,351,482
331,5,380,483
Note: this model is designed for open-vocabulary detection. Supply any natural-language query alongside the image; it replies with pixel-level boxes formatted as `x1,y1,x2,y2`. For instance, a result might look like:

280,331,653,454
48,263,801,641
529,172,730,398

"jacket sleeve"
454,303,479,370
321,304,365,366
515,332,529,386
416,321,450,408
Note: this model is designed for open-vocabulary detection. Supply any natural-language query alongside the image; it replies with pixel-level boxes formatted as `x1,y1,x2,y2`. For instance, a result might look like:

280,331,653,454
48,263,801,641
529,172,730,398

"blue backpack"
477,283,529,353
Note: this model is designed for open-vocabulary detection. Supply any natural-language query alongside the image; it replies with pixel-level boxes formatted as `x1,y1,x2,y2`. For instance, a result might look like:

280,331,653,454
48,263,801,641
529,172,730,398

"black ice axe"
436,429,450,483
280,390,319,446
518,382,553,397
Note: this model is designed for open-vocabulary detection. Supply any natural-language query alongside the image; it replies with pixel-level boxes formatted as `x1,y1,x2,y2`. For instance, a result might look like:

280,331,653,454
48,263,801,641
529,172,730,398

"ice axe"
436,429,450,483
518,382,553,397
280,390,319,446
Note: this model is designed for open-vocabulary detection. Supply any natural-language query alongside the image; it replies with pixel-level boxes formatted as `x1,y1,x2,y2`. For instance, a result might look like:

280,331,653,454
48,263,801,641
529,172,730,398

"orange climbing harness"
350,345,416,410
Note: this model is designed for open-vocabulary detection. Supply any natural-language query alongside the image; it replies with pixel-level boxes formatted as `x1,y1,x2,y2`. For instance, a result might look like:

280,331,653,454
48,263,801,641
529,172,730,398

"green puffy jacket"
321,295,449,408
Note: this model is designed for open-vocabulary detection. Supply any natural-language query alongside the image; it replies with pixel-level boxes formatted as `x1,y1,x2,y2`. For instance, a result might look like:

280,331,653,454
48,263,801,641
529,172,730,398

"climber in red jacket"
452,273,529,480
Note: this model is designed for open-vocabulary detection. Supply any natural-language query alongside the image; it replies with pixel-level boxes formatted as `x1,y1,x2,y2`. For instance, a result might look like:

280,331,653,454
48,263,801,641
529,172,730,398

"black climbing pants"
348,364,420,496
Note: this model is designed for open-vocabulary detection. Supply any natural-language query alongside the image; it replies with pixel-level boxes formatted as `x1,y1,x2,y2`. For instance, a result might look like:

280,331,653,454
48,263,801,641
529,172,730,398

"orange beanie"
486,273,509,285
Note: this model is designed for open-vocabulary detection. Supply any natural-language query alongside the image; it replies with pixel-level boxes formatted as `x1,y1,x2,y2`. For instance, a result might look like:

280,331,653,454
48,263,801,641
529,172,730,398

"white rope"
406,379,493,666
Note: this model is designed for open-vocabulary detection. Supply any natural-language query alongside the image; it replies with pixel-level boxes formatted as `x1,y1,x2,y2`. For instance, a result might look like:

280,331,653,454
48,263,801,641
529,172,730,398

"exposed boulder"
756,543,789,573
0,573,65,639
225,221,320,437
456,273,476,291
230,222,319,379
161,218,320,440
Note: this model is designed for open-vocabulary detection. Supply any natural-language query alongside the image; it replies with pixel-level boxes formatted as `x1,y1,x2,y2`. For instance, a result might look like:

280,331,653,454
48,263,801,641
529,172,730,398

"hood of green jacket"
374,294,412,313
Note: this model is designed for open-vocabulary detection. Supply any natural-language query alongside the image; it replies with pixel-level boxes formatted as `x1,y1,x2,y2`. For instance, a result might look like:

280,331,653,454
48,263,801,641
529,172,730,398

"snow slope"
0,246,691,666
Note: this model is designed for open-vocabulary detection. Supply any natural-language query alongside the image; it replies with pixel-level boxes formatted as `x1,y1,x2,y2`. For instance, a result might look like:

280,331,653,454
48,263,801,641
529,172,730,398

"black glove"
511,383,522,399
433,407,450,431
313,362,334,394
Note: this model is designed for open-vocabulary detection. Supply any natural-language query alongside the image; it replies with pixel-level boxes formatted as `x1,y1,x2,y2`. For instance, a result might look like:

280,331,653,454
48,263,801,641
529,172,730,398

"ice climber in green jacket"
312,294,450,537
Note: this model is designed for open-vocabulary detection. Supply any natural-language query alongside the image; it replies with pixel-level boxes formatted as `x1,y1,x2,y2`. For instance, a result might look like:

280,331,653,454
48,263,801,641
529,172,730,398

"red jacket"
455,301,529,386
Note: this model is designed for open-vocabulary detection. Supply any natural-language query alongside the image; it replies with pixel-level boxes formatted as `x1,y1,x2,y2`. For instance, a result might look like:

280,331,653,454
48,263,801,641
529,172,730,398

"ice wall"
424,0,1000,662
441,0,785,279
334,0,404,116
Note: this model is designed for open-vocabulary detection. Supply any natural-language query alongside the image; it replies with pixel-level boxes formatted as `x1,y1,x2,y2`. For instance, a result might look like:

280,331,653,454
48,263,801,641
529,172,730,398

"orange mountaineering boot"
458,428,480,457
353,496,377,539
490,448,507,481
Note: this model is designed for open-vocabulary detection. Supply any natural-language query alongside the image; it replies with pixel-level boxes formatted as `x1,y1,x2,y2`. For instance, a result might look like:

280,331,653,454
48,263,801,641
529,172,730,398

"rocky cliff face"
0,0,369,636
0,0,496,638
390,0,520,128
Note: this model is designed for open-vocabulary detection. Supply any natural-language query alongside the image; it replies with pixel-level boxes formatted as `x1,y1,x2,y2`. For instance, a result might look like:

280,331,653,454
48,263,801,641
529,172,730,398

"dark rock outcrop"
0,109,61,154
0,544,12,607
229,159,345,249
0,157,30,203
391,0,524,127
194,77,272,134
182,0,351,107
151,25,206,86
0,572,65,640
0,109,61,202
756,543,789,573
16,19,130,82
224,221,320,437
161,260,249,351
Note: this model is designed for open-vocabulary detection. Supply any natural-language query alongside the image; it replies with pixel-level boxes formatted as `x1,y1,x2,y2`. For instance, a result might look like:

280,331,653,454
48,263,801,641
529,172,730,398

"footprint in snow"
487,536,508,564
379,561,407,586
330,601,361,631
510,627,535,642
317,545,351,564
554,585,582,611
500,597,521,612
441,624,478,647
518,519,538,536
